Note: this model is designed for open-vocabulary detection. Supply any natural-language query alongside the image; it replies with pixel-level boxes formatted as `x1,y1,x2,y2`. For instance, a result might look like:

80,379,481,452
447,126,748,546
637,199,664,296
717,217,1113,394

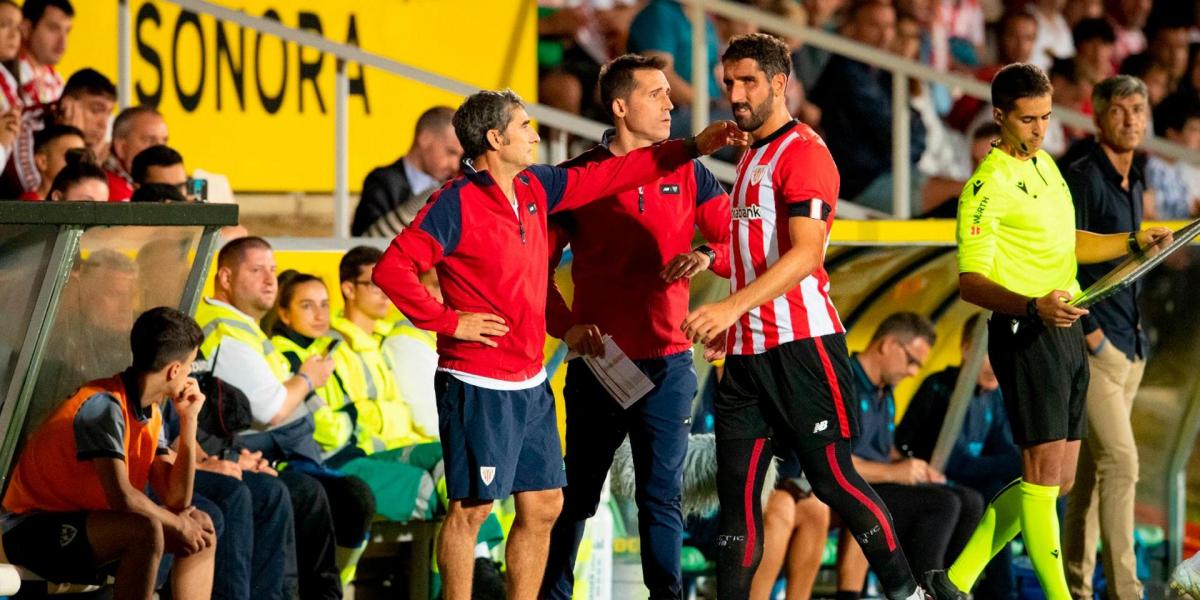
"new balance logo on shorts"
813,420,829,434
480,466,496,486
60,524,78,547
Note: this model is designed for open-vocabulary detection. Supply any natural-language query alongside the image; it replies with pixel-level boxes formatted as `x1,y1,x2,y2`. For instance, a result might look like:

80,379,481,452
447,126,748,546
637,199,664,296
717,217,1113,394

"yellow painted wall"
60,1,537,192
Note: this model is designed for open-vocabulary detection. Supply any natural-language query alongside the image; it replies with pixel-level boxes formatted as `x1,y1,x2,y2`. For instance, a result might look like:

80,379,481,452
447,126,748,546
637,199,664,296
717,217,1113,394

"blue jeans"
542,350,697,600
193,470,295,600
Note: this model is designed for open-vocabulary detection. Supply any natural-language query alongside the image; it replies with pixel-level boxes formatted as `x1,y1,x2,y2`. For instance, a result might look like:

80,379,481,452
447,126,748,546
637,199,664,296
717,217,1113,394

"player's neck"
473,154,520,202
607,126,659,157
128,369,165,409
858,352,886,389
749,110,795,144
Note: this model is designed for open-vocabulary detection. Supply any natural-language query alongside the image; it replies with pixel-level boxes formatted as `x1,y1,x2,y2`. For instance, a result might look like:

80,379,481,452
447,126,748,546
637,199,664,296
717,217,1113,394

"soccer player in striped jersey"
681,33,926,600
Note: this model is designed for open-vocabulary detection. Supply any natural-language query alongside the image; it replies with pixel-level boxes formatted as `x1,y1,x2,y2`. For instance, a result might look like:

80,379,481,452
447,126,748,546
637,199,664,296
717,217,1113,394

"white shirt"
382,334,441,437
203,299,287,425
1029,8,1075,70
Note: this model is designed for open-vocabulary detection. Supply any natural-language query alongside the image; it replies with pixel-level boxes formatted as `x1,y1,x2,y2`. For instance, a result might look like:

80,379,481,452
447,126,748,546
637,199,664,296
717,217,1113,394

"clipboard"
1070,218,1200,308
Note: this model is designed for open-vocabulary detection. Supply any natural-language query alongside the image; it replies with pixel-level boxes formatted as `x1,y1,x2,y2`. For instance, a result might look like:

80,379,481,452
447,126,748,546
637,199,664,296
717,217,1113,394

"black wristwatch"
1025,297,1039,319
694,245,717,265
1127,231,1141,255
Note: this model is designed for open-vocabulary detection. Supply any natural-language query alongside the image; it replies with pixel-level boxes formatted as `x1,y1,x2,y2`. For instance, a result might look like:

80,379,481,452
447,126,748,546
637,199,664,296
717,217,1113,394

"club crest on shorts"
750,165,768,185
480,466,496,486
60,524,78,547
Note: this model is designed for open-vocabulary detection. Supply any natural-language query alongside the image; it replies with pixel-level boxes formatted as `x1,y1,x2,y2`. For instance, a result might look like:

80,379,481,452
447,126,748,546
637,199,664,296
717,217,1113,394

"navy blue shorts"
435,372,566,501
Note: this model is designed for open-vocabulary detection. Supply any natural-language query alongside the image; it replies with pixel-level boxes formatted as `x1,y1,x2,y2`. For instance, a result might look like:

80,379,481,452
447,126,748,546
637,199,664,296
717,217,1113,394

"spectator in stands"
895,313,1020,600
836,313,984,597
265,269,433,585
47,148,106,201
627,0,722,137
749,453,831,600
196,236,374,599
792,0,845,91
1061,75,1151,600
17,0,70,112
1143,17,1190,92
131,144,188,192
353,106,460,237
63,249,138,381
1146,93,1200,219
1048,56,1088,156
939,0,987,71
1029,0,1075,70
0,1,22,107
949,11,1039,132
1074,18,1118,90
1,307,216,599
55,68,115,159
20,122,82,199
131,181,187,204
106,105,168,201
1063,0,1104,27
1120,53,1170,109
811,1,926,213
1106,0,1153,65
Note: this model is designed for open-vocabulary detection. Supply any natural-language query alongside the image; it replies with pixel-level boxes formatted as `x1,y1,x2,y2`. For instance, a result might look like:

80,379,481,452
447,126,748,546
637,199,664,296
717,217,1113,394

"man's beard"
731,91,774,132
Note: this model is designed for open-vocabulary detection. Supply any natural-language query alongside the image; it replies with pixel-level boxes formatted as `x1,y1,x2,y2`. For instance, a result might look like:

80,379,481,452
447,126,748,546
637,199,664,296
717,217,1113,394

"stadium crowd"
3,1,1200,600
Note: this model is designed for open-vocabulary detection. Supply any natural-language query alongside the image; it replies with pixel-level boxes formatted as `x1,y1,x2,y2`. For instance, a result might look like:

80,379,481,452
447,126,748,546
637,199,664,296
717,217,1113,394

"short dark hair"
112,105,163,140
130,306,204,373
414,105,455,136
870,312,937,346
131,182,187,204
721,33,793,81
1153,92,1200,137
33,123,83,154
62,68,116,101
22,0,72,25
130,145,184,184
1048,56,1080,83
1145,15,1190,45
598,54,668,119
991,63,1053,112
998,10,1036,38
339,245,383,284
217,236,272,272
452,89,524,161
1073,18,1116,47
48,148,105,198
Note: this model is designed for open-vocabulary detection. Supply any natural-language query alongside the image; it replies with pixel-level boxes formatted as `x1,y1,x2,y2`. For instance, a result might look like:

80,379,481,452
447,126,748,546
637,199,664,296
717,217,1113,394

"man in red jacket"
539,54,731,600
373,88,741,600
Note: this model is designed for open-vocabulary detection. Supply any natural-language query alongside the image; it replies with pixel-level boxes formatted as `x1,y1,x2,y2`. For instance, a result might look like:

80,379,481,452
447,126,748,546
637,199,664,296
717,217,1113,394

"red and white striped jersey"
728,120,844,356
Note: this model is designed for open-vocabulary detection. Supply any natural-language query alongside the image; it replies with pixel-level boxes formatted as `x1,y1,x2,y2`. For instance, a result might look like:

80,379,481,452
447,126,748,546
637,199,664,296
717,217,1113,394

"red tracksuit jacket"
373,138,698,382
546,139,731,360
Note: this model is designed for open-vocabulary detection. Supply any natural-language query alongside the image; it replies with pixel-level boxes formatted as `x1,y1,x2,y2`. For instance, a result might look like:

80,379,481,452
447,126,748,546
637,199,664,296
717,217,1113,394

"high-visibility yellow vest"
331,314,434,452
195,298,292,381
271,333,357,457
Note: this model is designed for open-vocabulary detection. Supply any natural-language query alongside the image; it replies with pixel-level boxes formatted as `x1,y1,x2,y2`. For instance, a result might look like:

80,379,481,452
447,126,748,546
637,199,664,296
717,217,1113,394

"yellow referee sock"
947,479,1022,591
1019,480,1070,599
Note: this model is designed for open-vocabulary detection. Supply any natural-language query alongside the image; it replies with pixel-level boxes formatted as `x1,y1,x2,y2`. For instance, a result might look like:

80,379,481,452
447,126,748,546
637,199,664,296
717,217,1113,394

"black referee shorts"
988,315,1089,445
716,333,860,454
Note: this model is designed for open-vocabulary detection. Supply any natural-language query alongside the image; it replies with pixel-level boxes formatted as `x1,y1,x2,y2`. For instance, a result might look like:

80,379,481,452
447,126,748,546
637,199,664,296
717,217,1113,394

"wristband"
299,372,314,394
1127,232,1141,255
1025,297,1038,319
694,244,717,264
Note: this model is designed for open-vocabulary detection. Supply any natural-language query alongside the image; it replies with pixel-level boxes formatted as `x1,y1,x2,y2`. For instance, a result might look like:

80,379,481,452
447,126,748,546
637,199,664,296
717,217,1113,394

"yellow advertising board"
58,1,537,192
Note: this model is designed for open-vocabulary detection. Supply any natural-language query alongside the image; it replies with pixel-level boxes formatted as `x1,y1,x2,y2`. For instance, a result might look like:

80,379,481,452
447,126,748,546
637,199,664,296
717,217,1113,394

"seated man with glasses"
831,312,985,600
131,144,207,202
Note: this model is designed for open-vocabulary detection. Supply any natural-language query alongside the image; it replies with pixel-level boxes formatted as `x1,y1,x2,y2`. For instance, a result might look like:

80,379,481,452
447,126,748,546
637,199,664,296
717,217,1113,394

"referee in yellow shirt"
923,64,1172,600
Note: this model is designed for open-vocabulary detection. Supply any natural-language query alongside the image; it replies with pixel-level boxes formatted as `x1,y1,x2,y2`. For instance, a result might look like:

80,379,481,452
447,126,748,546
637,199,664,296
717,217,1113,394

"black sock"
799,440,918,600
714,437,774,599
835,592,862,600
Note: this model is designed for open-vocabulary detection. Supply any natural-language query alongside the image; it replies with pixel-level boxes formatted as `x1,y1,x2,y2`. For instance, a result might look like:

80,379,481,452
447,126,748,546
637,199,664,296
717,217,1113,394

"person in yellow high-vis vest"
197,236,375,596
269,269,438,529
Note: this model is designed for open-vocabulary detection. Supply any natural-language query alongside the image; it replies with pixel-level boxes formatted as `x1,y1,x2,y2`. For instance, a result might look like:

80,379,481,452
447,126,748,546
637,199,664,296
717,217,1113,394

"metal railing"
686,0,1200,218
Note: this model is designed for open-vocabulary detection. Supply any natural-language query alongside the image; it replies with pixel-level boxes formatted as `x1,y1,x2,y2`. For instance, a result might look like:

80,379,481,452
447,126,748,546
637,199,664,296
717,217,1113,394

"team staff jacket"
374,138,700,382
545,135,732,360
